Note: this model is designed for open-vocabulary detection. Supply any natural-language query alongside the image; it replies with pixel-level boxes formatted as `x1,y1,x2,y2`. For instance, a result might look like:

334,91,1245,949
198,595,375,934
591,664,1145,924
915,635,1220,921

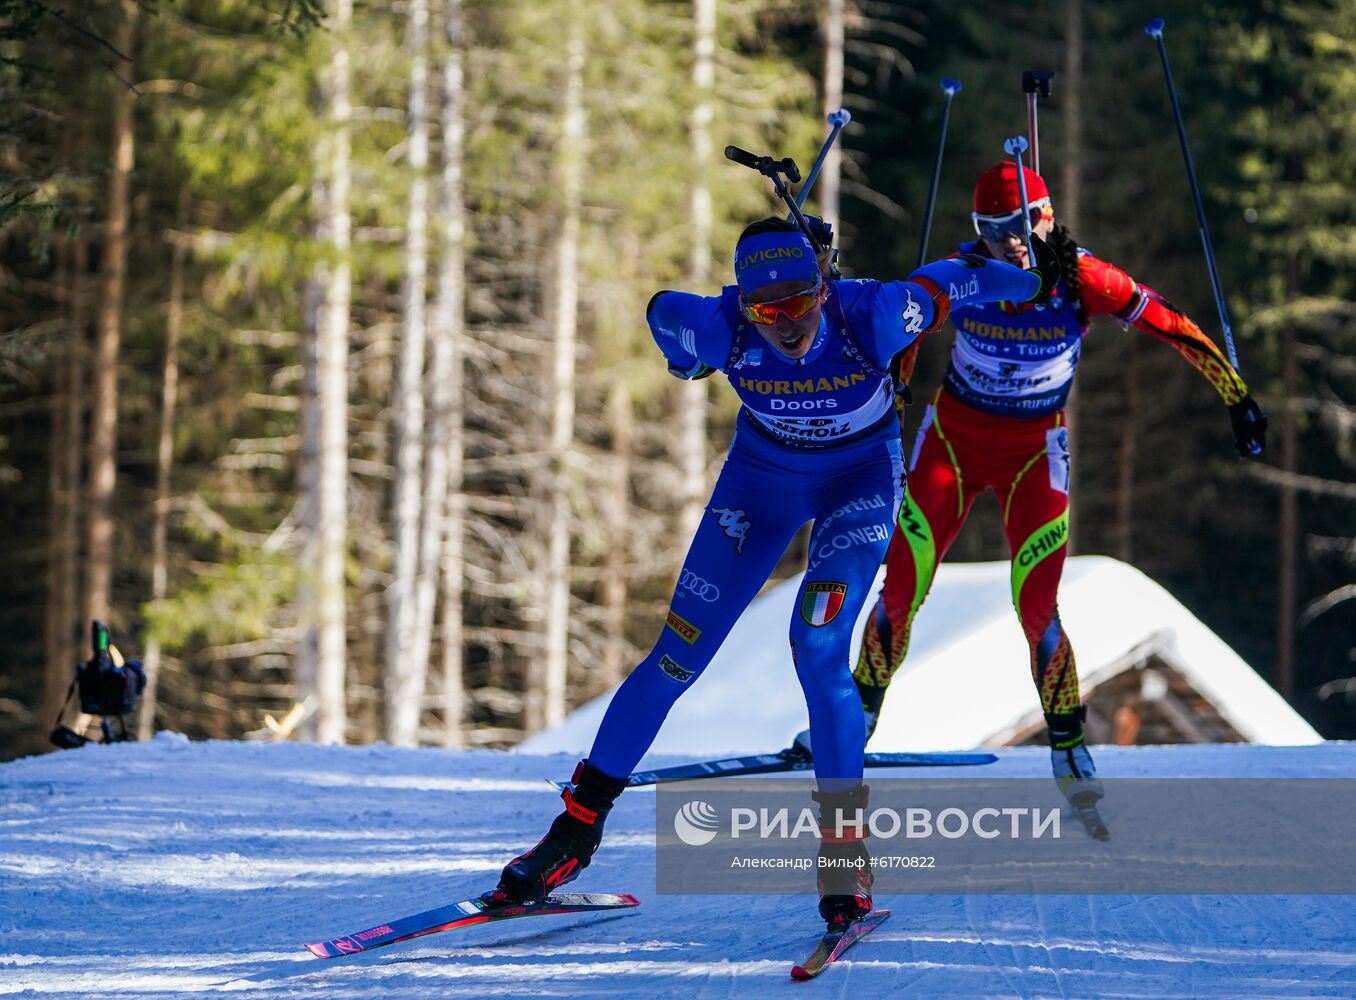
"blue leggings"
589,420,906,786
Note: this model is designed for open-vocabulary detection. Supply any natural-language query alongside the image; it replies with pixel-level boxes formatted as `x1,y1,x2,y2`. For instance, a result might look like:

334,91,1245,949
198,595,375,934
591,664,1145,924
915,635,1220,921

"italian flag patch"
800,582,848,627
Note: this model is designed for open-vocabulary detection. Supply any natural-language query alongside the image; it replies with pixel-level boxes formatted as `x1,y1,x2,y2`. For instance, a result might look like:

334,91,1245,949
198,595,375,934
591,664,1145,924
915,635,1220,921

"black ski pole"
916,77,961,269
1144,17,1240,371
1022,70,1054,175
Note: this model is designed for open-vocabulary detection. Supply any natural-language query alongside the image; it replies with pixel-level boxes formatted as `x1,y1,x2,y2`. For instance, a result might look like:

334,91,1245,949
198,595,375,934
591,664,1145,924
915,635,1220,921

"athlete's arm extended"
1080,254,1265,456
853,254,1042,365
1080,255,1249,404
646,290,732,380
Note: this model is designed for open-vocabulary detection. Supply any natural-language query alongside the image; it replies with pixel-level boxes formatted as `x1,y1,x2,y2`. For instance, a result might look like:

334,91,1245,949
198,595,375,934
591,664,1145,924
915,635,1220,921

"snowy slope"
2,736,1354,998
520,557,1319,760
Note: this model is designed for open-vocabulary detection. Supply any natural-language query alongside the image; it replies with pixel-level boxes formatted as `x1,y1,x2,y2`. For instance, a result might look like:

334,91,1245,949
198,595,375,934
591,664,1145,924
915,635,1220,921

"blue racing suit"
586,256,1039,786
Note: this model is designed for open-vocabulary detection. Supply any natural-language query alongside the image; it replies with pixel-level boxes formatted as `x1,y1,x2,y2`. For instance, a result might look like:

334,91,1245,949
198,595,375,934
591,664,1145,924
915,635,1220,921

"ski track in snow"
1,736,1354,998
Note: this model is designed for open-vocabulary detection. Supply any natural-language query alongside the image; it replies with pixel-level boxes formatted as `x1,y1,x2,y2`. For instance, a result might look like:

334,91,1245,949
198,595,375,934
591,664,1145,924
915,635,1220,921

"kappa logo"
711,507,750,555
659,654,695,684
901,289,924,334
678,569,721,602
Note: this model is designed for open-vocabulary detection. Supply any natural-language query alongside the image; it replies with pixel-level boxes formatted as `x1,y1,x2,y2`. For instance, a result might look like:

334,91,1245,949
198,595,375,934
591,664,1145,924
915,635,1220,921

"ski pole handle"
724,145,761,170
917,78,961,268
1003,136,1036,264
1144,16,1240,371
1021,70,1054,175
727,145,819,251
795,108,852,210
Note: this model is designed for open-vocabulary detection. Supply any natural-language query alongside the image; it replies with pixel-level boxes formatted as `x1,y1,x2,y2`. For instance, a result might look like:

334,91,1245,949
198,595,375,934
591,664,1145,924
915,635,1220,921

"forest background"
2,0,1353,759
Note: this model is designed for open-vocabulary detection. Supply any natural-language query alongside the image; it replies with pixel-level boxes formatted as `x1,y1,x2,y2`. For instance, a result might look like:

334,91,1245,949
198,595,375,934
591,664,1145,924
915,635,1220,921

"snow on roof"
519,556,1321,762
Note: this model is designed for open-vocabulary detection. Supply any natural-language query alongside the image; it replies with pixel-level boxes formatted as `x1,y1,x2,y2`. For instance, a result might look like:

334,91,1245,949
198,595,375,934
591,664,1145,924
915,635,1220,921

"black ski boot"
489,760,629,905
813,784,874,926
1046,708,1103,805
857,677,887,745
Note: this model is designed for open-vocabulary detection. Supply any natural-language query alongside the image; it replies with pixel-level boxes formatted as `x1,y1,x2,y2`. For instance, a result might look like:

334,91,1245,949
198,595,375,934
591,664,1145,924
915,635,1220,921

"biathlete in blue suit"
492,217,1060,924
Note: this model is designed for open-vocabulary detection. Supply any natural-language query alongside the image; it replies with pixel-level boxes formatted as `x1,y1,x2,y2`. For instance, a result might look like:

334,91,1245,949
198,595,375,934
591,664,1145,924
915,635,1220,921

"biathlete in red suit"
847,162,1268,803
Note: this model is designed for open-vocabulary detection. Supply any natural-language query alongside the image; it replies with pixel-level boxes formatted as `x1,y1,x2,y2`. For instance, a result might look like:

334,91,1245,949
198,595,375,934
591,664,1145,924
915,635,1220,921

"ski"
304,891,640,959
551,751,997,791
790,909,891,980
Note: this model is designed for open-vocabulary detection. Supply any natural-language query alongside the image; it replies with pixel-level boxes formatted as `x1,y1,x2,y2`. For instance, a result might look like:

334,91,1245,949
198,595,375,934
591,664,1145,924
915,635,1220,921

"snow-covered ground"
2,736,1354,998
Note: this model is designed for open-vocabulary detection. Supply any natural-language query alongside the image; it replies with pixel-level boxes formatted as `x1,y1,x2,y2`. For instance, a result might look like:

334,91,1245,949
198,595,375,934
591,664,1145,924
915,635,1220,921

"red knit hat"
973,161,1051,216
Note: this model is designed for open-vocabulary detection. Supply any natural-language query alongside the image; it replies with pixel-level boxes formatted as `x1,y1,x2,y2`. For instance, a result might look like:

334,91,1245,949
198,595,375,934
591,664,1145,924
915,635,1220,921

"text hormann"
738,373,867,395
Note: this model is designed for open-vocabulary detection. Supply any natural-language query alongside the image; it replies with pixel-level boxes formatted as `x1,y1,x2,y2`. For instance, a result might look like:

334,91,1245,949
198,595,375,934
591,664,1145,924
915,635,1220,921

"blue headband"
733,230,820,292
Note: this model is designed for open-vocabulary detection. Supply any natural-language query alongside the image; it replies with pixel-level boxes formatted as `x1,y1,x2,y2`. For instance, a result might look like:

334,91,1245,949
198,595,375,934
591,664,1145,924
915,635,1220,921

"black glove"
667,360,715,381
1228,395,1267,458
1025,232,1061,304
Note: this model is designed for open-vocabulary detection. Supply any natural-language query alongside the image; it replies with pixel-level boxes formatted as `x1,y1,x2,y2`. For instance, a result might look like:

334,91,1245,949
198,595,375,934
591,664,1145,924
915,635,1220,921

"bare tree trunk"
424,0,467,748
1061,0,1082,555
296,242,322,737
536,19,586,733
55,237,87,720
43,239,72,738
820,0,845,232
1276,254,1299,699
138,192,189,740
679,0,715,541
602,382,631,689
1114,336,1137,562
85,1,138,628
439,491,466,747
298,0,353,743
385,0,433,747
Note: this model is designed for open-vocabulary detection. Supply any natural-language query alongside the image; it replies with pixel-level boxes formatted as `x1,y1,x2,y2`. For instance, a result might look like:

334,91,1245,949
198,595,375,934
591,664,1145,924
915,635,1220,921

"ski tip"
304,943,329,959
790,964,812,981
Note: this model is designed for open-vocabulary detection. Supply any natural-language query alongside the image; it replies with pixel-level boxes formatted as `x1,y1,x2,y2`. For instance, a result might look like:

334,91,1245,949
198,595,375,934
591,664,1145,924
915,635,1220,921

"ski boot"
813,784,874,926
1046,709,1103,807
785,678,888,763
489,760,628,905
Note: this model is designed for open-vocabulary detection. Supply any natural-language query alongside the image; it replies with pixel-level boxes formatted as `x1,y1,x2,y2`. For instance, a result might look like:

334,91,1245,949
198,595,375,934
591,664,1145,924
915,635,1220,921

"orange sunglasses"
740,279,827,325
